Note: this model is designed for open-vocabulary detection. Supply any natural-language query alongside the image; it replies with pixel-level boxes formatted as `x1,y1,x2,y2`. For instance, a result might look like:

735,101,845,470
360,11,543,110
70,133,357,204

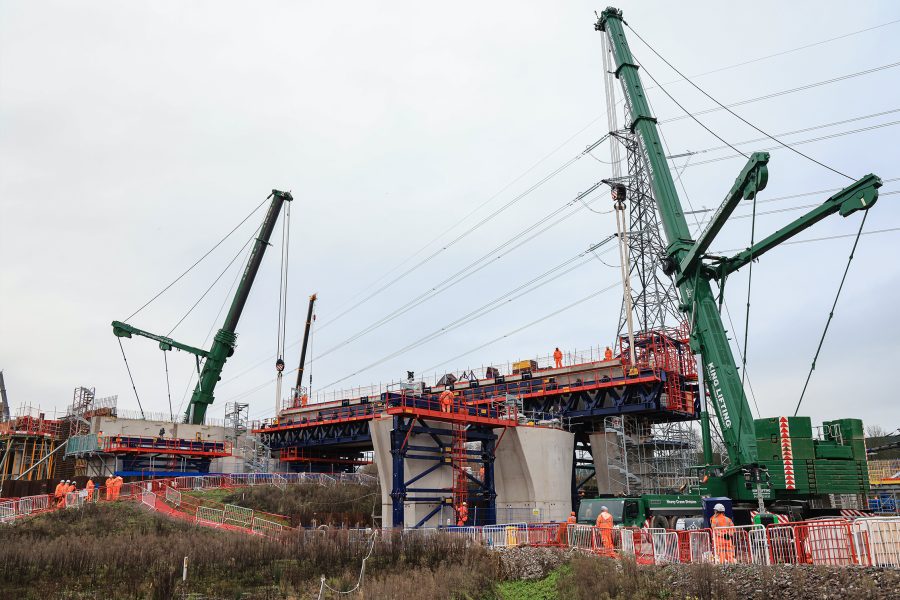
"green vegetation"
498,565,567,600
219,481,379,527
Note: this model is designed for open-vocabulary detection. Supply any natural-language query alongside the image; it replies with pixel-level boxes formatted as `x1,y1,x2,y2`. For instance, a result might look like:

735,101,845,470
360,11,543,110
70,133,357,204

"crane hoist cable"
163,351,174,422
273,199,292,416
793,210,869,416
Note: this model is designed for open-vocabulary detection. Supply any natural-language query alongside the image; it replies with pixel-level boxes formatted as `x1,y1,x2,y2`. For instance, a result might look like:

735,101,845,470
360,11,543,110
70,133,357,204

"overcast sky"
2,1,898,433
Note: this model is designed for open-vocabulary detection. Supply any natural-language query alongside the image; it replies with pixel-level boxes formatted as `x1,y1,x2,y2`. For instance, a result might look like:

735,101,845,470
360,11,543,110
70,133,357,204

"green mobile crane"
580,8,879,526
112,189,293,425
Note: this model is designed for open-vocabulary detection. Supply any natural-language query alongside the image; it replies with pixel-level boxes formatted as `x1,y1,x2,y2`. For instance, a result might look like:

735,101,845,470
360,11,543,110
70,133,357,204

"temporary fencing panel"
526,523,566,547
141,489,157,509
711,525,767,565
651,530,681,564
619,528,635,556
567,524,594,551
0,500,15,523
251,516,284,537
165,485,182,507
483,523,528,548
683,530,714,563
630,528,656,565
767,524,800,564
196,506,225,527
224,503,254,529
590,526,620,557
446,526,481,544
65,492,82,509
273,473,287,491
853,517,900,567
794,521,857,566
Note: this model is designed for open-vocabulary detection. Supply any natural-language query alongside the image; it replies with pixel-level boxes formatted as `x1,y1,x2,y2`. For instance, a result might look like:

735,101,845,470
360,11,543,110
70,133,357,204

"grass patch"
498,565,567,600
220,482,379,527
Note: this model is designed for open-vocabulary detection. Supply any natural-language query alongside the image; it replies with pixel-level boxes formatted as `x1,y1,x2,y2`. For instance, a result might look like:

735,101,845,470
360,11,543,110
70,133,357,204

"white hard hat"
714,503,725,512
601,506,608,511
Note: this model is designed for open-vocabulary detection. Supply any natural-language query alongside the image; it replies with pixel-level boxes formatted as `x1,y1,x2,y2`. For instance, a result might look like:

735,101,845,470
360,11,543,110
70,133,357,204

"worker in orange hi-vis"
86,478,95,501
113,475,124,500
604,346,613,361
54,479,65,507
710,503,736,563
457,501,469,526
438,389,453,413
105,476,113,501
595,505,615,553
553,347,563,368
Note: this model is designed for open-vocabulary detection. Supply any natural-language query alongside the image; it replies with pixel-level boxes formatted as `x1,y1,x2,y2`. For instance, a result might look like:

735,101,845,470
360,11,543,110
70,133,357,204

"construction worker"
86,478,95,501
113,475,124,500
438,389,453,413
595,505,615,553
553,347,563,368
710,503,736,563
604,346,613,361
105,475,114,500
457,501,469,526
54,479,65,507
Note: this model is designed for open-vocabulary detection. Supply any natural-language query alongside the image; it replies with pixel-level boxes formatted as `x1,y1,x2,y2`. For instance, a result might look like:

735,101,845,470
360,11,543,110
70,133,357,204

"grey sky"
2,1,898,432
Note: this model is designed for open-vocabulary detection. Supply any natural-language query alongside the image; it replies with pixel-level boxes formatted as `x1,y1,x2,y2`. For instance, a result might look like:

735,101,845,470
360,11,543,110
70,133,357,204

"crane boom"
113,189,293,424
294,293,317,395
596,7,882,476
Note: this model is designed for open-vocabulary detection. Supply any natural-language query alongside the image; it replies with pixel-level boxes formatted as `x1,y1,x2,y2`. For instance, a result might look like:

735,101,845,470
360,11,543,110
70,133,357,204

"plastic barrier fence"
619,527,635,556
483,523,529,548
684,530,713,563
651,530,680,564
853,517,900,568
446,526,481,543
196,506,225,527
141,489,157,509
0,500,15,523
224,503,254,528
525,522,567,547
165,485,181,507
567,524,594,551
251,516,284,537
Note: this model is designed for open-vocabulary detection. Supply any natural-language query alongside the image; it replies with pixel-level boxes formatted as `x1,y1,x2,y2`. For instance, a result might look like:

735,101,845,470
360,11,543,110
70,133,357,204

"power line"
667,108,900,159
627,23,856,180
320,237,617,389
712,224,900,254
122,194,270,322
657,61,900,125
316,135,607,332
680,120,900,169
323,117,606,319
646,18,900,90
417,281,621,375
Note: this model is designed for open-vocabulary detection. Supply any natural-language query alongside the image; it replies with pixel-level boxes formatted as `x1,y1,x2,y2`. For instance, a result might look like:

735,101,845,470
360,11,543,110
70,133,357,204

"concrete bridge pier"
494,427,574,523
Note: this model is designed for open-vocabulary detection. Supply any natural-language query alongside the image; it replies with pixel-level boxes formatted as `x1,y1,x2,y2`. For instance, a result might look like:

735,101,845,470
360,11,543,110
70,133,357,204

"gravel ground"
495,546,900,599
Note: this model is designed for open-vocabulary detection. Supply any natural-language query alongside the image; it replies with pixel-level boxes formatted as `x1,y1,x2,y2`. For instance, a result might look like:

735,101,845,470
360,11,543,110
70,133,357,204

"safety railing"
650,530,680,564
567,523,594,551
0,499,15,523
165,485,181,507
524,522,567,547
709,524,770,565
446,525,482,543
767,520,858,566
101,435,232,456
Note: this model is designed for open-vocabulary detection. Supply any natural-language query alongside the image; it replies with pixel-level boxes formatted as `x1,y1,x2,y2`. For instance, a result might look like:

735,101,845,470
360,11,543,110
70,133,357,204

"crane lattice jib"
597,7,882,472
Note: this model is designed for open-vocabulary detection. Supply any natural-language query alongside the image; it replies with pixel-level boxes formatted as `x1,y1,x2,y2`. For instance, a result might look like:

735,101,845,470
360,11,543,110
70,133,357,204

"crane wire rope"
220,184,609,387
626,23,856,181
163,351,174,422
616,46,763,414
176,234,256,418
122,195,270,322
167,231,258,337
116,338,146,419
614,17,900,102
273,200,292,415
793,210,869,416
